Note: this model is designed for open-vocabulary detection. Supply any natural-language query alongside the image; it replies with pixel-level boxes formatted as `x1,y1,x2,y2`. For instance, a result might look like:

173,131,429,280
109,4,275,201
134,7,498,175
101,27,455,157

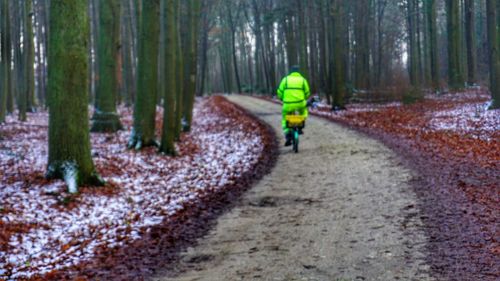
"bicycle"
285,113,305,153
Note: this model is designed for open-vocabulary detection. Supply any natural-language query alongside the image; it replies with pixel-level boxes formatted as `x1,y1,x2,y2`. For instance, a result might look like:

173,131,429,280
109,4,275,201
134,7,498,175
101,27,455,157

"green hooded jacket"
277,72,310,103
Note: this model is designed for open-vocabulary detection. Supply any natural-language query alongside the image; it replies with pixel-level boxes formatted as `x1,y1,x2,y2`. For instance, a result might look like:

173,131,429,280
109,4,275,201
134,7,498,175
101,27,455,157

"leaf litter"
258,89,499,279
0,96,277,280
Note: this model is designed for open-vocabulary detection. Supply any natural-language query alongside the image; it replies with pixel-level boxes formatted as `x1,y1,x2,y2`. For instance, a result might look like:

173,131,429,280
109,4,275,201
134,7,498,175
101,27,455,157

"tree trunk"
92,0,123,132
487,0,500,109
227,2,242,94
15,1,27,121
285,12,298,67
128,0,160,149
182,0,201,132
427,0,440,91
408,0,420,88
26,0,36,112
159,0,177,155
447,0,465,90
297,0,309,79
332,0,346,109
318,0,328,97
47,0,102,192
465,0,478,85
0,0,10,123
6,1,14,114
354,0,370,90
198,12,209,96
173,0,183,140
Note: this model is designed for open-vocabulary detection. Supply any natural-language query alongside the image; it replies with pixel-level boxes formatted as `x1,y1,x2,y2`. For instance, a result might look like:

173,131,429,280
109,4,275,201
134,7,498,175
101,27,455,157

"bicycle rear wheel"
293,130,299,153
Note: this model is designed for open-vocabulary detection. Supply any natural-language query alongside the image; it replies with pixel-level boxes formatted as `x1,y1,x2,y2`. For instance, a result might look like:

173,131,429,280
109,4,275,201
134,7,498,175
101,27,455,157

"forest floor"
153,93,498,281
254,90,499,280
0,91,498,280
0,96,276,280
152,95,436,281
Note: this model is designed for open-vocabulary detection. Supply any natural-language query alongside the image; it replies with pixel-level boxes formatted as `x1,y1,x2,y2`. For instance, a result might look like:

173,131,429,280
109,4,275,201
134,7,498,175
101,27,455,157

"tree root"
91,111,123,133
46,161,104,193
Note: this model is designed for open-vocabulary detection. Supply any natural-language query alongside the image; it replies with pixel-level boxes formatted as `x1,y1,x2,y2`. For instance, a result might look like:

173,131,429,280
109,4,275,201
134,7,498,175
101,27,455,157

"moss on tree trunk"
182,0,201,132
128,0,160,149
159,0,177,155
92,0,123,133
446,0,465,90
26,0,36,112
487,0,500,109
46,0,102,192
0,0,9,123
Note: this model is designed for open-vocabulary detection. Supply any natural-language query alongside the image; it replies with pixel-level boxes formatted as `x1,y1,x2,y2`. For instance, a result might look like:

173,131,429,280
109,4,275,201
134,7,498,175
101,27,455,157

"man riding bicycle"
277,65,310,146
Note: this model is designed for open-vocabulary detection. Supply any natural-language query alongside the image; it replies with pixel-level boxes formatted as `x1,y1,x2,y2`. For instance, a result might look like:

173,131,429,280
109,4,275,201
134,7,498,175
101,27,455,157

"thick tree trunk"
182,0,201,132
92,0,123,133
159,0,177,155
128,0,160,149
47,0,102,192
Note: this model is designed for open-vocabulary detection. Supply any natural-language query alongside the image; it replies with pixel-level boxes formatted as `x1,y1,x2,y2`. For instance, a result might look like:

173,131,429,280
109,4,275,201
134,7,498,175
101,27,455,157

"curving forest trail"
152,95,434,281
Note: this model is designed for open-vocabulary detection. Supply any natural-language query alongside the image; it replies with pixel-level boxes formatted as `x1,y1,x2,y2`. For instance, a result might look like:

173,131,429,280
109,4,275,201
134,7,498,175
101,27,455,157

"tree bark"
182,0,201,132
426,0,440,91
447,0,466,90
47,0,102,192
128,0,160,149
465,0,478,85
487,0,500,109
332,0,346,109
0,0,10,123
354,0,370,90
408,0,420,88
92,0,123,132
227,1,242,94
26,0,36,112
159,0,177,155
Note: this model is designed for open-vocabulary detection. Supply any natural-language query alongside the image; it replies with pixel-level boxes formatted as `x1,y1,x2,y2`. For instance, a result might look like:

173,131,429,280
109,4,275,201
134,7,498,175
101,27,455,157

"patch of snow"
428,101,500,140
0,99,266,279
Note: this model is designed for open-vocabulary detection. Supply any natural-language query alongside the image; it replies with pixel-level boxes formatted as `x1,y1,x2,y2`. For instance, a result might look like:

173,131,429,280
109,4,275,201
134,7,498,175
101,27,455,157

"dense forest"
0,0,499,186
1,0,499,280
201,0,499,108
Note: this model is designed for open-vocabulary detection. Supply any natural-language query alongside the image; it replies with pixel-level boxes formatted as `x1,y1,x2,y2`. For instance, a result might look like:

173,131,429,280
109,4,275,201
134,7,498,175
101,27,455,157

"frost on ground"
0,97,265,279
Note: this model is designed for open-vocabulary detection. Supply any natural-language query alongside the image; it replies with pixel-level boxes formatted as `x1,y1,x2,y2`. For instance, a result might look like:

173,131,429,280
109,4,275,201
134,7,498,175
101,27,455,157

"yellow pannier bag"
285,115,305,127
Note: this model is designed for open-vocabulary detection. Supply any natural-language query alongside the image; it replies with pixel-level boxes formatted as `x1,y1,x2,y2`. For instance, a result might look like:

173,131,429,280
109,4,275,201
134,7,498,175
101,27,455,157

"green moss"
92,0,123,133
129,0,160,149
159,0,177,155
47,0,101,190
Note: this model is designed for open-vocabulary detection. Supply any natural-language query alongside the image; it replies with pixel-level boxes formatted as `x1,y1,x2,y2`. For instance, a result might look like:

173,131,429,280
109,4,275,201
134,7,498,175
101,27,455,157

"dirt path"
152,95,433,281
